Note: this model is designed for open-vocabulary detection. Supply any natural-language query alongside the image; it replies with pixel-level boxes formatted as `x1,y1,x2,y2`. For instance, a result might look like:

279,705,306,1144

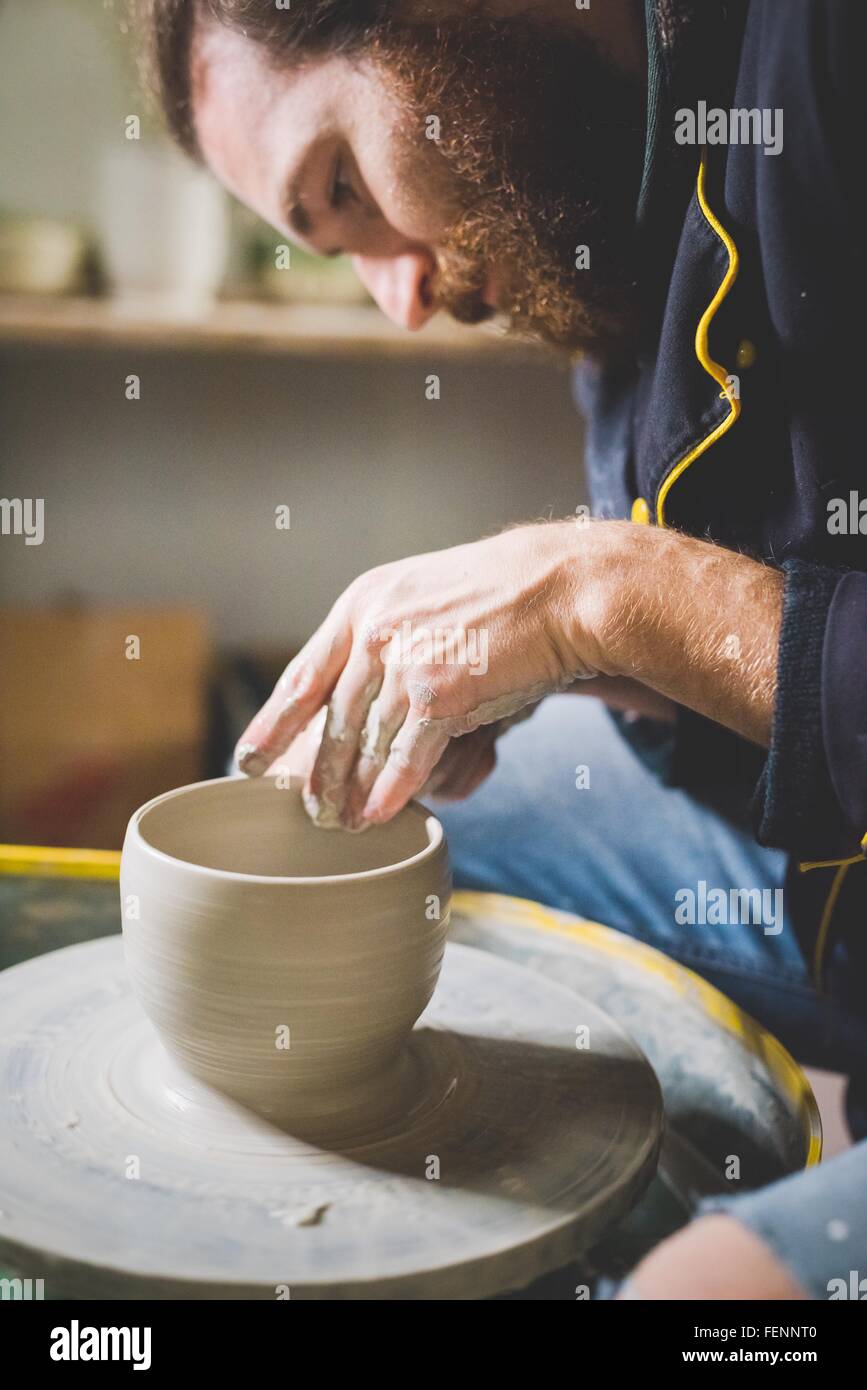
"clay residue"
272,1201,331,1228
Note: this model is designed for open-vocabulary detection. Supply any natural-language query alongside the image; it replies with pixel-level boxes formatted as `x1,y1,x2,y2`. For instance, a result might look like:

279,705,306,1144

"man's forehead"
192,22,281,124
191,24,335,219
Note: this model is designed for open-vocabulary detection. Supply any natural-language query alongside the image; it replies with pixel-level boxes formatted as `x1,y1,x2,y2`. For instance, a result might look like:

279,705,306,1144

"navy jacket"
573,0,866,982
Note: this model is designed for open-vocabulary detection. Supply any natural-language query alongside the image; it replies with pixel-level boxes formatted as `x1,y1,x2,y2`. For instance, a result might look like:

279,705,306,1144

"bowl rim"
125,775,446,886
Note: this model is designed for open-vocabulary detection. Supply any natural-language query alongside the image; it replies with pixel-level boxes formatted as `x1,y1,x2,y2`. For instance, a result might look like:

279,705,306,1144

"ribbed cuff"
823,571,867,841
751,560,848,857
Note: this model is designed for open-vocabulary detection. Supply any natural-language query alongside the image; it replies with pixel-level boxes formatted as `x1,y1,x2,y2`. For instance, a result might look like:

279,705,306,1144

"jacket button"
631,496,652,525
736,338,757,369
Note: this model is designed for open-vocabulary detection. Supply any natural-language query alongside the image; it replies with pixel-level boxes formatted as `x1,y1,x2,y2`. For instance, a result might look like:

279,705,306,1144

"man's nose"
351,251,438,331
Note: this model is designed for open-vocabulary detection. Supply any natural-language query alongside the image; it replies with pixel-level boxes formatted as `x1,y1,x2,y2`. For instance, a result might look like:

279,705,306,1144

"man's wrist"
553,516,652,680
552,515,782,746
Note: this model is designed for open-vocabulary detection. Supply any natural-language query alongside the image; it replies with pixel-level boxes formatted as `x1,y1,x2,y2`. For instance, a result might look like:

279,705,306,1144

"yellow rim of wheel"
453,889,823,1168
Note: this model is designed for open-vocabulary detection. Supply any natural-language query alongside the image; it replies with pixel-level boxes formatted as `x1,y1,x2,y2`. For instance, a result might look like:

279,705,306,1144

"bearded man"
138,0,867,1300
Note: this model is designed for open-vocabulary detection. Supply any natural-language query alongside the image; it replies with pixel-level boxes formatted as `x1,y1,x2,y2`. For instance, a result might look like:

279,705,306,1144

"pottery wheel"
0,937,662,1299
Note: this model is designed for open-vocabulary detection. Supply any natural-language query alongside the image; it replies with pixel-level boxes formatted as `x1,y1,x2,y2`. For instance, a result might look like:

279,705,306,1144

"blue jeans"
436,695,867,1297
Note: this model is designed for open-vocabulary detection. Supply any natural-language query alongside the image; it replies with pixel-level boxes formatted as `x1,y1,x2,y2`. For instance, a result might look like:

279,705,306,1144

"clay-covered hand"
263,683,668,809
235,522,602,827
264,711,504,804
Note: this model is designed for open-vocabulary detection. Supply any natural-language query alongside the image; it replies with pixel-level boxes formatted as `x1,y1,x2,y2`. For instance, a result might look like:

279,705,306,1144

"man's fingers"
422,729,479,793
341,679,410,828
263,708,328,780
305,656,383,824
442,740,497,801
234,622,351,775
361,712,451,823
425,729,497,801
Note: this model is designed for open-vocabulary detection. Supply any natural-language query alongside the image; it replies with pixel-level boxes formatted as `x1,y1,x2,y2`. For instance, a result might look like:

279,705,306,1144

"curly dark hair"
134,0,395,157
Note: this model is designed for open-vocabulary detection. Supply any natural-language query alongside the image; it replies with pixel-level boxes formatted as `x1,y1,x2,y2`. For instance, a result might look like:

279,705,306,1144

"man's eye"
331,161,356,211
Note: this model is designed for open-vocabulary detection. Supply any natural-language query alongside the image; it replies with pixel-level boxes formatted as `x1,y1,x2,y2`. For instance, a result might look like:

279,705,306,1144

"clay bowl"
120,776,451,1134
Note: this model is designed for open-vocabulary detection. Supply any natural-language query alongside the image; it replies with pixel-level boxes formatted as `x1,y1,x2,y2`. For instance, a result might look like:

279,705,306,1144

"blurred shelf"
0,294,532,362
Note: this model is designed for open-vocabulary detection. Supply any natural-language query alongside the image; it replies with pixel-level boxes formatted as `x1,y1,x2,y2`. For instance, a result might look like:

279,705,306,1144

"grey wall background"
0,0,587,651
0,347,585,648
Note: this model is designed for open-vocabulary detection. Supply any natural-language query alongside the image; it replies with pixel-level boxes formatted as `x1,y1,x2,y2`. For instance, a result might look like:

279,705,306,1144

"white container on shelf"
96,142,229,315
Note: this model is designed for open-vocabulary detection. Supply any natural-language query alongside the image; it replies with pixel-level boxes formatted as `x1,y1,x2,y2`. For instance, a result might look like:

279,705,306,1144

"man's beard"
372,18,646,360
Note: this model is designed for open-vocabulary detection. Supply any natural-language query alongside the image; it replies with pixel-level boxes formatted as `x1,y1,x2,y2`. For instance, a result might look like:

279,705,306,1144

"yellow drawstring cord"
656,148,741,526
799,832,867,989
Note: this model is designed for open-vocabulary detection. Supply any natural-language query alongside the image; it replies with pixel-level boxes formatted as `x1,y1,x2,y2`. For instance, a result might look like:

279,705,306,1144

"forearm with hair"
576,521,783,747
